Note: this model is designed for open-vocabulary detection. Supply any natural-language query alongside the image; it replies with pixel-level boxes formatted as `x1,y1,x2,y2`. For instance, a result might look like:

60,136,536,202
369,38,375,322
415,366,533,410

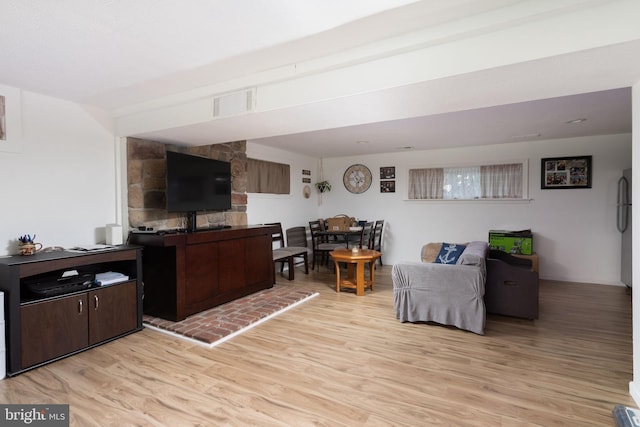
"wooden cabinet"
21,293,88,369
0,246,142,376
89,281,137,344
130,225,277,321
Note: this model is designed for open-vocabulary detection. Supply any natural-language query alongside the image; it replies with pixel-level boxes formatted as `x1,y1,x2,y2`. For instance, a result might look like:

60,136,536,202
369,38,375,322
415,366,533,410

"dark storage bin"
485,249,539,320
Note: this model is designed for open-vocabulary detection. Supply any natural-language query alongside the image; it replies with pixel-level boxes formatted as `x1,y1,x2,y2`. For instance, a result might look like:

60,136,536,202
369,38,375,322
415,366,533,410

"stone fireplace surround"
127,137,248,231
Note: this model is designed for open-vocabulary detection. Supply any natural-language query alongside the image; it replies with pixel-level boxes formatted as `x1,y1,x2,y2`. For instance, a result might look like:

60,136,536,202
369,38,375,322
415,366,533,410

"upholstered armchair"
392,241,488,335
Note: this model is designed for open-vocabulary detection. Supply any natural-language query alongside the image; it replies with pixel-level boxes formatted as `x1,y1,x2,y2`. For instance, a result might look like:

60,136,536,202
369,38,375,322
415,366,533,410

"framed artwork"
541,155,592,189
380,166,395,179
0,85,22,153
380,180,395,193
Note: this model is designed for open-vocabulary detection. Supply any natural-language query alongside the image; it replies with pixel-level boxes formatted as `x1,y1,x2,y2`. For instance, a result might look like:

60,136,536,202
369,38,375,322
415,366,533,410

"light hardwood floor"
0,265,633,426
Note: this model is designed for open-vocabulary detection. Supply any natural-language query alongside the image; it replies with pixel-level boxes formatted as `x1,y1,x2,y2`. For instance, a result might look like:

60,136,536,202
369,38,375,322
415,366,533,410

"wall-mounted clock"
343,164,372,194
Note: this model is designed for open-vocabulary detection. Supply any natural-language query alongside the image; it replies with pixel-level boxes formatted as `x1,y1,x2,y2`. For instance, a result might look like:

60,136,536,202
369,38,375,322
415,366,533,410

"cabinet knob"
78,299,83,314
94,295,99,310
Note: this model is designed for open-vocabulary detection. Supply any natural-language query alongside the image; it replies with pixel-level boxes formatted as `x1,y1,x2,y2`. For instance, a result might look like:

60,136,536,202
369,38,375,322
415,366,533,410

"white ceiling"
0,0,635,158
248,88,631,157
0,0,460,108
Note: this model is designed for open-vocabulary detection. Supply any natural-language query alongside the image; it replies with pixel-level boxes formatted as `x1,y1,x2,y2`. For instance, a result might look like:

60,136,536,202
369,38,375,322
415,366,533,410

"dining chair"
370,220,385,265
286,226,312,267
266,222,309,280
360,221,375,248
286,226,308,247
344,220,370,248
309,220,345,271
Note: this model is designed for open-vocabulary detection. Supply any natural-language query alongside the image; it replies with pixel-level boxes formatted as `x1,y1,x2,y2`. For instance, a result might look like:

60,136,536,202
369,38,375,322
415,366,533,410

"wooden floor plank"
0,265,633,426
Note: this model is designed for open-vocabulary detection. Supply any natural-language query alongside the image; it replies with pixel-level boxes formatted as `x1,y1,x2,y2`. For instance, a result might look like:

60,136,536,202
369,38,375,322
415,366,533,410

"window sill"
247,192,292,199
405,198,533,203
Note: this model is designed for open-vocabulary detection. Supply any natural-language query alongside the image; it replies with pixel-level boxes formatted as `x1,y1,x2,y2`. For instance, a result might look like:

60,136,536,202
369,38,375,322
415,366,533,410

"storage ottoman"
485,249,539,319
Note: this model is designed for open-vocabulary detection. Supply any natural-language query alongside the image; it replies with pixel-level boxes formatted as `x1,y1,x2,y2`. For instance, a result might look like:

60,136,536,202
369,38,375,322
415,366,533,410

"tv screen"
166,151,232,213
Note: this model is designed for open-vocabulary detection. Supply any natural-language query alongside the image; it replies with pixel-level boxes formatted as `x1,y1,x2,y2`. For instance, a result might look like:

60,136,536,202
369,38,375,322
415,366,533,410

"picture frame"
0,85,23,153
541,155,592,189
380,166,395,179
380,180,395,193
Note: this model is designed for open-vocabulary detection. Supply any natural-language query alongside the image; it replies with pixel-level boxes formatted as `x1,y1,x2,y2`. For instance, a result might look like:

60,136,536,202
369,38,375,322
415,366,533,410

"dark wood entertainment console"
0,246,143,376
129,225,277,321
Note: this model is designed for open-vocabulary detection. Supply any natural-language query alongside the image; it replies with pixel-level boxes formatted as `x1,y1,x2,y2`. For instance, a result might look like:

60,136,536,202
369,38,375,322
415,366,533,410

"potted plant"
315,180,331,193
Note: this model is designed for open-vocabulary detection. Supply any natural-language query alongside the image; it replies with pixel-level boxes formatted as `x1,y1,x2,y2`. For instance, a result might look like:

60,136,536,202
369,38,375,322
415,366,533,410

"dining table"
316,227,364,248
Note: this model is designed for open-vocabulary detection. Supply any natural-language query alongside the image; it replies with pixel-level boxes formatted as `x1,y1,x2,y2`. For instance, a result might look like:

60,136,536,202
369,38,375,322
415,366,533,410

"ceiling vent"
212,88,255,118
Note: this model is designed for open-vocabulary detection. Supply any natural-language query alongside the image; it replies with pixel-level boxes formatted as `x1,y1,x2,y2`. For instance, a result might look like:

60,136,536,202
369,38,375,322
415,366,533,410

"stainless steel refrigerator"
618,168,632,287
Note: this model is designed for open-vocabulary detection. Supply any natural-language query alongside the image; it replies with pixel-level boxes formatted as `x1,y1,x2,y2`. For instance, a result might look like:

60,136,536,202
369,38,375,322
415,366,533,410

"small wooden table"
330,249,382,296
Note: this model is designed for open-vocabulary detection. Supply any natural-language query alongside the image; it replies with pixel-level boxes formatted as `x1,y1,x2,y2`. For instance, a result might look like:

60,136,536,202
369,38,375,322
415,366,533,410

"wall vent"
212,88,255,118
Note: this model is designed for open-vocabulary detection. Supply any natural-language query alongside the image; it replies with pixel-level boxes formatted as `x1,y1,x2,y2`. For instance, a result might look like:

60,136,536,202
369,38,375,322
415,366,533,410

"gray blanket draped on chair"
392,241,488,335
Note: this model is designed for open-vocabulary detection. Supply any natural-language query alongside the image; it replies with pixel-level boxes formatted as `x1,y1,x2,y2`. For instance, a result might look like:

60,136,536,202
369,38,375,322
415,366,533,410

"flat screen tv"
166,151,231,230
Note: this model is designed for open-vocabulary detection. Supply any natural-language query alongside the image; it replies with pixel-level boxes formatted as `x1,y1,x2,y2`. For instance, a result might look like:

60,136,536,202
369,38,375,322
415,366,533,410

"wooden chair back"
370,220,384,252
286,226,308,248
361,221,374,248
265,222,285,248
308,220,324,248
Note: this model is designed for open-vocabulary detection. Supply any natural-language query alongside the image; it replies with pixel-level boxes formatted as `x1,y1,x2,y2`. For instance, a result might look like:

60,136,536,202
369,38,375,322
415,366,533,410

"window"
408,162,526,200
247,158,290,194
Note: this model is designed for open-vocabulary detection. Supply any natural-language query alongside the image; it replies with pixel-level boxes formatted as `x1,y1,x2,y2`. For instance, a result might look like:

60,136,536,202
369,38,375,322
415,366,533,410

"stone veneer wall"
127,137,248,230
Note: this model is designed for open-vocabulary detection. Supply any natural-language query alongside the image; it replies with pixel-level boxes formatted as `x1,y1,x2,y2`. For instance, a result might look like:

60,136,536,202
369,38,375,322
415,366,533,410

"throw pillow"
421,242,443,263
457,241,488,265
435,243,466,264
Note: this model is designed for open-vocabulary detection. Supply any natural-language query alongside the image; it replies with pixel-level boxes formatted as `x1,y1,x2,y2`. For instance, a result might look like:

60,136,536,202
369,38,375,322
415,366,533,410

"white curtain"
409,168,443,199
408,163,523,200
443,167,480,199
481,163,523,198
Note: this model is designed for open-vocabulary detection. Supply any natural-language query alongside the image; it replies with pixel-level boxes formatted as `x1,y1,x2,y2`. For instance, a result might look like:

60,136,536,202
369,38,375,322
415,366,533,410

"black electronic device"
24,270,95,298
194,224,232,231
165,151,232,232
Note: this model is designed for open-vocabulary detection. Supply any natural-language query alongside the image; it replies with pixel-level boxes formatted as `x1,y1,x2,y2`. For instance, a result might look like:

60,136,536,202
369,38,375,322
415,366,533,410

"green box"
488,230,533,255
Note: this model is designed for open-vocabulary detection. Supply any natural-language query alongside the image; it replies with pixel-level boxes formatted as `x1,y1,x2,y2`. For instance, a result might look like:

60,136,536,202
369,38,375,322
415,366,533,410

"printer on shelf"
24,269,94,298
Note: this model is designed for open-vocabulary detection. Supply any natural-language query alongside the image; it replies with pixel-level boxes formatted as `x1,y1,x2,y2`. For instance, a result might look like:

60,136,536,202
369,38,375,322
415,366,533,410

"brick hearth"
143,285,317,345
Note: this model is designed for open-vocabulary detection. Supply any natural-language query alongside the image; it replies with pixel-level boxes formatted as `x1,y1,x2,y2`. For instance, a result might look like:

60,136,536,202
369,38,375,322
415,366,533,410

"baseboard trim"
629,381,640,407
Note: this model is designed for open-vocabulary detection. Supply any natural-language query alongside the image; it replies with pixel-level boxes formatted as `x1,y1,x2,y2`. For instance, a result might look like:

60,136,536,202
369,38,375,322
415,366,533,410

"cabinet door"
21,294,89,369
185,242,219,307
217,238,245,293
244,234,273,287
89,281,137,345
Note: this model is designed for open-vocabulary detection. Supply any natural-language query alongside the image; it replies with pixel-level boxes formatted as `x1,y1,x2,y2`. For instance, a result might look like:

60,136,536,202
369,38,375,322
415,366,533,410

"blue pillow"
435,243,466,264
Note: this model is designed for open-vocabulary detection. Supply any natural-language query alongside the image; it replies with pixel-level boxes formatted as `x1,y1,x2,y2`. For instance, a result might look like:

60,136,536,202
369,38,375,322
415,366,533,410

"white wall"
0,87,118,255
249,134,631,285
246,142,320,232
628,82,640,406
